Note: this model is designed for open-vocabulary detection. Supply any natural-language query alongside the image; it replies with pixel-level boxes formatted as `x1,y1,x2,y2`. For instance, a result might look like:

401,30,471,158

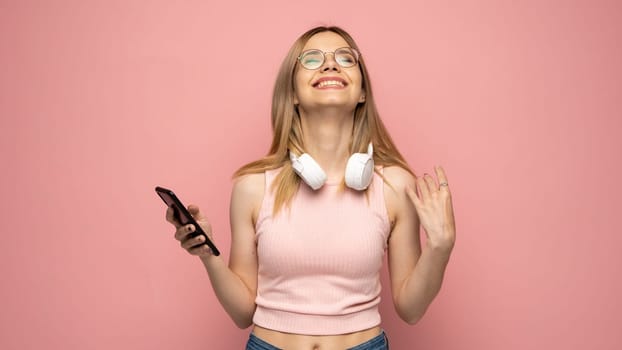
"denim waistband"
245,330,388,350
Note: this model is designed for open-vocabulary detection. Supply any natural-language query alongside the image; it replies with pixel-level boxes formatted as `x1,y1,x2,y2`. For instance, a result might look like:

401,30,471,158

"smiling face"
293,31,366,112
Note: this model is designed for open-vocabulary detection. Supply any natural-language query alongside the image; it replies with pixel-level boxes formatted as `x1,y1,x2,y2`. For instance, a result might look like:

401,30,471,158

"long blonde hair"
234,26,413,214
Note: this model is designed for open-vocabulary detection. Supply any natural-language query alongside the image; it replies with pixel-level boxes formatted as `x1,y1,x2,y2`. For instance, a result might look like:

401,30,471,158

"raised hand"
406,165,456,252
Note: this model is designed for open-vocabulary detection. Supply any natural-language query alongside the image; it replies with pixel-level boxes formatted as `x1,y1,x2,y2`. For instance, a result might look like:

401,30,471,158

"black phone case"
155,186,220,256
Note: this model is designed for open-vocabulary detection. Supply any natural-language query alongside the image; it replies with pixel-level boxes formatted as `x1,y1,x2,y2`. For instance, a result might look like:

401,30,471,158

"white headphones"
289,143,375,191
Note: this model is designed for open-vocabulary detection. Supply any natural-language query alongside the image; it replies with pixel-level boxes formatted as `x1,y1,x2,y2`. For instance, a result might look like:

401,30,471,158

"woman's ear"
358,90,366,103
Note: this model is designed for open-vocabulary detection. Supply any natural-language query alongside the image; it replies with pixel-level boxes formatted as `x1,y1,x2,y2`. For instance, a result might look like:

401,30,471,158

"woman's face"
294,31,365,112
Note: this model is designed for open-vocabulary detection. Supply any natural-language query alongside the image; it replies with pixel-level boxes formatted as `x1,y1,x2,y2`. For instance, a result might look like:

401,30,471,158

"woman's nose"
321,53,340,72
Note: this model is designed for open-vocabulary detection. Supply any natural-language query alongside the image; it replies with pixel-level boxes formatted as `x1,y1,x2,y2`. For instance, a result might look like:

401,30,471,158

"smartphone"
155,186,220,256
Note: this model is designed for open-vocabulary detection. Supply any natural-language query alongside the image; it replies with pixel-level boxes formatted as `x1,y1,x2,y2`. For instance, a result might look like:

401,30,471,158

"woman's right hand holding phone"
165,205,216,257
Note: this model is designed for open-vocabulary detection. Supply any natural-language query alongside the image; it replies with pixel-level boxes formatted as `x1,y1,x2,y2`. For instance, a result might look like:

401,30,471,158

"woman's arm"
198,173,264,328
384,166,455,325
172,174,264,328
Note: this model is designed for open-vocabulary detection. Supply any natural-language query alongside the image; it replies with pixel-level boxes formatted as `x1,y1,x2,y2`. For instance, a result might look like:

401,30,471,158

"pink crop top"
252,167,391,335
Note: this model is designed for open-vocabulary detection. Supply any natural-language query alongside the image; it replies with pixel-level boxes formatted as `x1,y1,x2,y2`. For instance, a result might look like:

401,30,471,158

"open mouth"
313,78,347,89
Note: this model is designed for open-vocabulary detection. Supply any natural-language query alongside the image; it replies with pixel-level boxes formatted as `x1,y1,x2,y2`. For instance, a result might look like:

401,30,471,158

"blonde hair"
233,26,413,214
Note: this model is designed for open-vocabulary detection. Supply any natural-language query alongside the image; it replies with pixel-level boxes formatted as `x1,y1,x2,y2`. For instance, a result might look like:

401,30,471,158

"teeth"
317,80,344,88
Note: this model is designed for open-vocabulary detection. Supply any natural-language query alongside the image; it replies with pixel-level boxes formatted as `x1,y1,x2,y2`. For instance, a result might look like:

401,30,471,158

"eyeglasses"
297,47,361,70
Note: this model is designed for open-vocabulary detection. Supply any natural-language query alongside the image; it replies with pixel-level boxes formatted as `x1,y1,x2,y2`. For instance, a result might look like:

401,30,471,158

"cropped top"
252,167,391,335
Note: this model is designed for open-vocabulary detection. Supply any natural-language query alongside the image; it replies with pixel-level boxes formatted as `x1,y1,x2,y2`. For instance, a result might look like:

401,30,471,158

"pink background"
1,0,621,349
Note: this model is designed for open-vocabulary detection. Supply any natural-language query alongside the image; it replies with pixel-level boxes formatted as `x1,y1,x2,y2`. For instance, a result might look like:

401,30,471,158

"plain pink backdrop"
1,0,621,349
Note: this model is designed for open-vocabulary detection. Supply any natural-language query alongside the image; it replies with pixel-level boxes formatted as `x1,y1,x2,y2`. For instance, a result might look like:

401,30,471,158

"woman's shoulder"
232,164,285,196
381,166,417,226
231,172,266,222
381,165,416,190
233,172,266,195
232,172,265,199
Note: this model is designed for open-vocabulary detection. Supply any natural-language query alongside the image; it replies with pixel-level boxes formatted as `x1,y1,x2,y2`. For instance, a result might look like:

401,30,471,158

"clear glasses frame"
297,47,361,70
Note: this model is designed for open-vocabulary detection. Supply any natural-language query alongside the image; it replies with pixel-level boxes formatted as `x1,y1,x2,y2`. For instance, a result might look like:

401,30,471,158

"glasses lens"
300,50,324,69
335,48,358,68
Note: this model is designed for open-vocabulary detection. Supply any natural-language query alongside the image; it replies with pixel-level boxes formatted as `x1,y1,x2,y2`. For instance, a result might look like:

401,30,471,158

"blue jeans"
245,330,389,350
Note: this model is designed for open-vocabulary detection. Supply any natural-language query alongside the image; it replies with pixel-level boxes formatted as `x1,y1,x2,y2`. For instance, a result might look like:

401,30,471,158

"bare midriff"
252,325,382,350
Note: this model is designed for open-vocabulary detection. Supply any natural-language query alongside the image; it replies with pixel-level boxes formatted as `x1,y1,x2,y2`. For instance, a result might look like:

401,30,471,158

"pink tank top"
253,167,391,335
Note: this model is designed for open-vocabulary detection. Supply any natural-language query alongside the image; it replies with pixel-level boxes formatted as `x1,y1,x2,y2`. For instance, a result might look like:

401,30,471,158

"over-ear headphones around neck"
289,143,374,191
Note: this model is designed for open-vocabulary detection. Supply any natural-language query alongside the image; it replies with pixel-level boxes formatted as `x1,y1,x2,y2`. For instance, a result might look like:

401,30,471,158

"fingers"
408,166,450,204
177,226,213,256
435,165,450,193
166,204,203,227
167,204,208,235
166,203,214,257
165,207,181,228
424,173,438,191
187,204,206,222
418,174,432,199
174,223,195,241
407,175,432,207
421,166,450,193
180,232,206,250
188,243,213,256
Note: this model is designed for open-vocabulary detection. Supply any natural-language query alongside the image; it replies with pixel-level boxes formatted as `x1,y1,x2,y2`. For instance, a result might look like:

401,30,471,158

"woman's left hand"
406,165,456,252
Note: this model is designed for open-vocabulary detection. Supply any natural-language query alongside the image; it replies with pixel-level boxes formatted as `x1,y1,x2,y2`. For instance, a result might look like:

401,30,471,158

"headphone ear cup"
345,143,374,190
290,152,327,190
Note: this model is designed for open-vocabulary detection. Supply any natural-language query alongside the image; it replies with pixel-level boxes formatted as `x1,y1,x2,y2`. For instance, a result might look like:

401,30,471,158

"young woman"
166,26,456,350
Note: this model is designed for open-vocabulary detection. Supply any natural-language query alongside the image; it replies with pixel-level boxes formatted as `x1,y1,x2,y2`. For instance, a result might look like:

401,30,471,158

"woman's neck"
298,108,354,181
